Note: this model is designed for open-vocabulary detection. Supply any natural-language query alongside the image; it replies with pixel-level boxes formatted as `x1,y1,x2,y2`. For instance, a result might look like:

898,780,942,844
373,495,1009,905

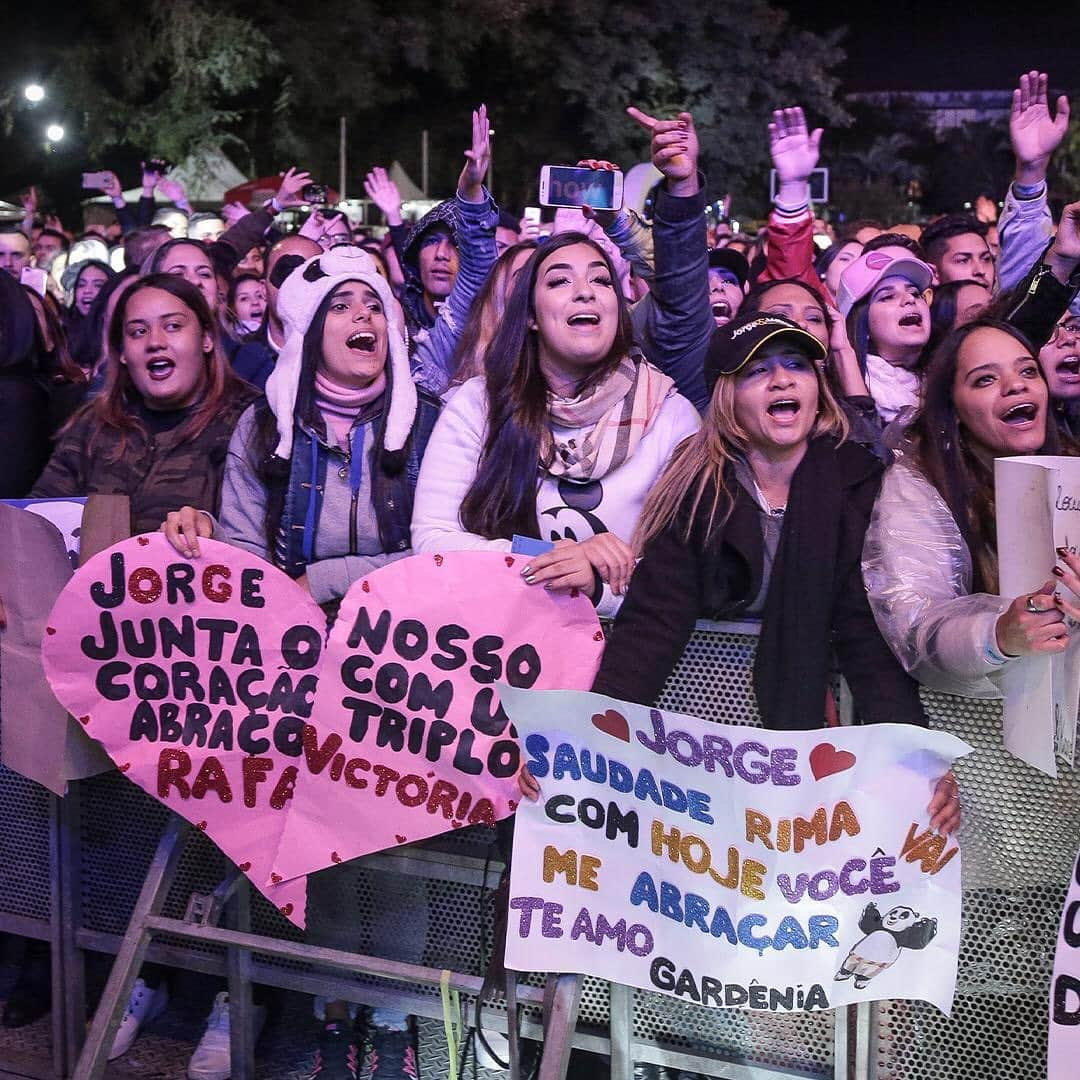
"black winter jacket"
592,436,928,730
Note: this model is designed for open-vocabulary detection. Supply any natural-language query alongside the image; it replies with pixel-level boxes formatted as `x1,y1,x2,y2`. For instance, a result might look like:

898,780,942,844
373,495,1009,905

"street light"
45,123,64,142
24,84,45,104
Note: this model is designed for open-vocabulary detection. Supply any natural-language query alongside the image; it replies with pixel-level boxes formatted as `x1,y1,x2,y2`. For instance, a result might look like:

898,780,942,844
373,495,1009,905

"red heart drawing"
504,556,515,567
395,834,407,843
45,627,56,636
809,743,857,780
451,820,462,828
271,873,283,884
195,820,208,830
331,851,342,863
591,709,630,743
280,903,294,917
78,715,90,726
433,554,444,567
361,580,370,592
118,762,131,772
593,630,604,641
238,861,251,872
136,536,150,546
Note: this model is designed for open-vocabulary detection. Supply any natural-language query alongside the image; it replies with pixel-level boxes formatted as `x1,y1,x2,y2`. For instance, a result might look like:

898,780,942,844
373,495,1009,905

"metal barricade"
2,619,1074,1079
0,653,65,1078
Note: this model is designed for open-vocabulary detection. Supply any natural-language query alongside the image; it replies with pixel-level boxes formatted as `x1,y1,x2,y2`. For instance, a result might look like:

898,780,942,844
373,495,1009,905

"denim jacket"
216,393,440,603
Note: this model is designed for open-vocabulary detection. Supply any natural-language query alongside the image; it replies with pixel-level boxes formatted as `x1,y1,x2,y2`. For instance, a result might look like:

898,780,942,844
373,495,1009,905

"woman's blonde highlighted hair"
633,360,849,552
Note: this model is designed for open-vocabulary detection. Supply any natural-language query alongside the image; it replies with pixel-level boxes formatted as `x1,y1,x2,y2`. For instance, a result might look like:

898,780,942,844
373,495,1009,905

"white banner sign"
502,687,972,1016
996,455,1080,773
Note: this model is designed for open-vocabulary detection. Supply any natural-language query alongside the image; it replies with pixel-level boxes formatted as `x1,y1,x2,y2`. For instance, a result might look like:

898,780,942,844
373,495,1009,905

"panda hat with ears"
264,246,417,463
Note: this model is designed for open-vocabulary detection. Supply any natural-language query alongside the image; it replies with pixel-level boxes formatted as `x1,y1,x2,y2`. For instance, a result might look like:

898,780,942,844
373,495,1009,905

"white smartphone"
539,165,624,211
523,206,541,226
20,266,48,297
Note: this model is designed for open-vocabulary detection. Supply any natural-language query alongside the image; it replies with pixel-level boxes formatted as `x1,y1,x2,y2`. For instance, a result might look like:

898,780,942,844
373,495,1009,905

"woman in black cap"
521,308,956,829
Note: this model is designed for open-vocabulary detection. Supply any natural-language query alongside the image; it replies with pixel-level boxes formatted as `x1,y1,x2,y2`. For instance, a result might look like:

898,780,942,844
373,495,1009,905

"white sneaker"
108,978,169,1060
188,992,267,1080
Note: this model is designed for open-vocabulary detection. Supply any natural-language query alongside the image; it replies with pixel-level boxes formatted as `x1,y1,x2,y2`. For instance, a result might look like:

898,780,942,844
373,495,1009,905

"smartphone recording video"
81,171,112,191
539,165,624,211
303,183,330,205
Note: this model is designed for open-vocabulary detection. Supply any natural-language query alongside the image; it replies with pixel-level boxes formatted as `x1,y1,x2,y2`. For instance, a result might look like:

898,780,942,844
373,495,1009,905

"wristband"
1012,180,1046,200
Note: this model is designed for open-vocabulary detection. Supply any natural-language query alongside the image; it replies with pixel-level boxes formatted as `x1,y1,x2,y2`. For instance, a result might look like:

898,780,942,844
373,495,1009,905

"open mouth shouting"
567,312,602,328
898,312,924,329
766,398,802,422
712,301,732,323
1056,355,1080,382
146,357,177,382
1000,401,1039,427
347,330,377,353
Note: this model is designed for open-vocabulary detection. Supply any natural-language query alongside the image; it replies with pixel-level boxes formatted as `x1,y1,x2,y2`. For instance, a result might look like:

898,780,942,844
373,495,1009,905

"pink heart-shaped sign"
42,534,324,921
268,550,604,882
809,742,857,780
41,542,605,923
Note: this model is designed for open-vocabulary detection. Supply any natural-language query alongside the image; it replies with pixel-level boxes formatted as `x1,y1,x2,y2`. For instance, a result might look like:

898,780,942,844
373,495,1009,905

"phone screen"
542,166,618,210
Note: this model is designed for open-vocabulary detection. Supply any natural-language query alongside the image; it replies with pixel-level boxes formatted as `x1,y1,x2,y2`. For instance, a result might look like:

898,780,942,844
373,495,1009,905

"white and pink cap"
836,248,934,317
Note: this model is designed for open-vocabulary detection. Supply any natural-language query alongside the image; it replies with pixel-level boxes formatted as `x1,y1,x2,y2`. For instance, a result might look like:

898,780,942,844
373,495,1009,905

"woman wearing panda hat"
162,244,439,1078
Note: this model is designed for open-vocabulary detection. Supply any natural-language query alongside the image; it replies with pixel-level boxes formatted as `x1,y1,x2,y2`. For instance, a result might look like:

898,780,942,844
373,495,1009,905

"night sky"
789,2,1080,92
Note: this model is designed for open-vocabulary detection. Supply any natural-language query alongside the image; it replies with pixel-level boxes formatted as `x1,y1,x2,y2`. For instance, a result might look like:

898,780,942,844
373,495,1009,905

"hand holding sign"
501,687,971,1016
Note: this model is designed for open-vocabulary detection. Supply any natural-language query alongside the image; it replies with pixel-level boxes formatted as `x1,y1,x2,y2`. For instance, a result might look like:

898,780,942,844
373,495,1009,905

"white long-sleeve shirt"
411,375,700,617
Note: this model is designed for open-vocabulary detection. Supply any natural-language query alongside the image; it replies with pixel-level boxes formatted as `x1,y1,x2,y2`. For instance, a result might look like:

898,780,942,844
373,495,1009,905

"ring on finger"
1026,594,1043,614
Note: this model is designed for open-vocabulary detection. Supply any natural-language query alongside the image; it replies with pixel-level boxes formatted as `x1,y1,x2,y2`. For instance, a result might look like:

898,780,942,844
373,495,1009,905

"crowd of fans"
2,70,1079,1080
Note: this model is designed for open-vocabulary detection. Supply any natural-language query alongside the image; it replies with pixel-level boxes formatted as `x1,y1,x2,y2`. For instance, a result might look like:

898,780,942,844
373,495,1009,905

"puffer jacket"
861,458,1014,699
31,386,257,534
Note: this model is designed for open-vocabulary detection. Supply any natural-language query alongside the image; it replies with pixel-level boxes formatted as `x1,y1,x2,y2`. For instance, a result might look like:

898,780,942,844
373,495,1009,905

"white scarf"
866,353,920,424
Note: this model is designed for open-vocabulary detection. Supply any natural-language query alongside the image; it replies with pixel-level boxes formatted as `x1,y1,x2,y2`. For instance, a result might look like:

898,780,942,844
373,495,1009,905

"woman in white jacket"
863,317,1078,698
412,231,700,616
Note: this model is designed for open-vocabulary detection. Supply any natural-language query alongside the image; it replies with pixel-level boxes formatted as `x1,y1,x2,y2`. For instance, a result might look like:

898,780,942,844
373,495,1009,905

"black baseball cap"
707,247,750,288
704,312,827,395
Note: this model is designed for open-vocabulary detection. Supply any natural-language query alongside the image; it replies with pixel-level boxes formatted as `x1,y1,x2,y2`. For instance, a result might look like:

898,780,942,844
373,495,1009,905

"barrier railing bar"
71,815,188,1080
225,881,255,1080
608,982,633,1079
833,1003,850,1078
537,973,583,1080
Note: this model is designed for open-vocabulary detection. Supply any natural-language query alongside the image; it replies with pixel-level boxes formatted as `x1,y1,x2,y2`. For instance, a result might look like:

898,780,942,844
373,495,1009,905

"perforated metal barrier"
2,621,1079,1079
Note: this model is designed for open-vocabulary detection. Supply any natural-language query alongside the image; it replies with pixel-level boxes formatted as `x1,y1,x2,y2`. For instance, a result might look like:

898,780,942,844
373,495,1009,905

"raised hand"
1010,70,1070,185
220,201,250,227
457,104,491,203
156,175,190,211
100,171,123,201
626,106,699,197
275,167,313,210
769,106,823,193
20,185,38,222
363,166,403,226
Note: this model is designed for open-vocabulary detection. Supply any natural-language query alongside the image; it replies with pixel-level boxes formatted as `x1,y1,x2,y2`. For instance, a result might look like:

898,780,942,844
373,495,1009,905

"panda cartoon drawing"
834,902,938,989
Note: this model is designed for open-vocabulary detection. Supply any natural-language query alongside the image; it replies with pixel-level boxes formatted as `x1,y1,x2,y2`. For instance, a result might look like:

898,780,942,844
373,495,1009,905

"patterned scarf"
543,355,676,481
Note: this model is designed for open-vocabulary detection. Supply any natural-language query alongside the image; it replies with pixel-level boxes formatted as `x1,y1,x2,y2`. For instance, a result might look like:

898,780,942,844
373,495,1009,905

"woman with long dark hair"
863,317,1079,698
162,246,441,1077
32,274,254,534
412,231,700,611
